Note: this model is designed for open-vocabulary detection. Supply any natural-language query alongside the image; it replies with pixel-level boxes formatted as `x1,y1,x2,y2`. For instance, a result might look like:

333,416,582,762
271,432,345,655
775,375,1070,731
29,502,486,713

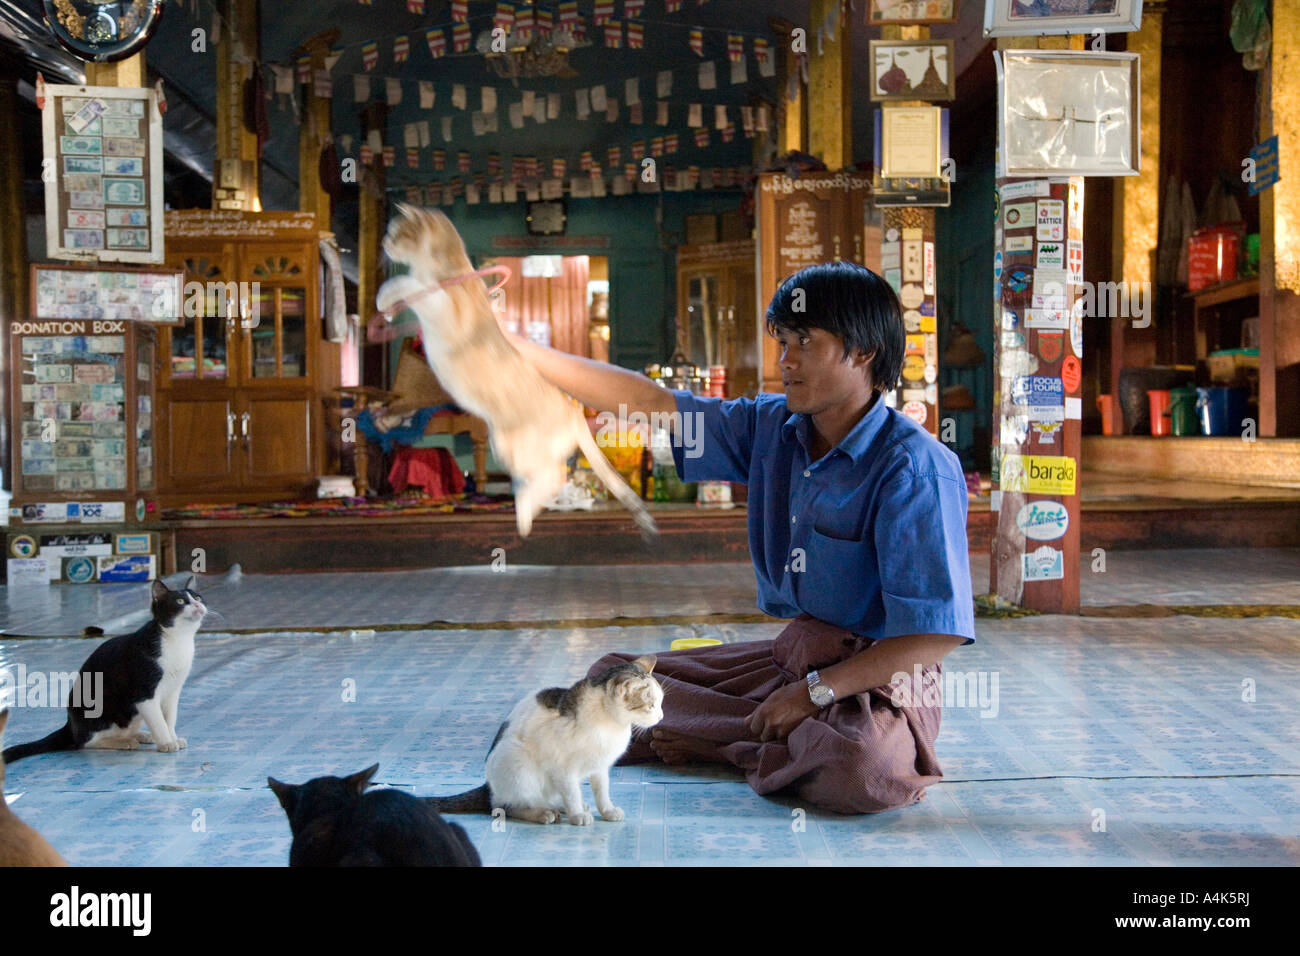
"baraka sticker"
999,454,1077,495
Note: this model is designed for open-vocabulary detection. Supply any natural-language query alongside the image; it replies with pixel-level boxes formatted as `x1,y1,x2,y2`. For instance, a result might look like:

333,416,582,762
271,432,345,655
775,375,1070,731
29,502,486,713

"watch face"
45,0,166,63
810,684,834,706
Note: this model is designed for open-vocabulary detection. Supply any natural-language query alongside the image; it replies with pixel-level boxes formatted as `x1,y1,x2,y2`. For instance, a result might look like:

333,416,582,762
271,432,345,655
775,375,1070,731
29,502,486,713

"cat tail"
424,784,492,814
2,724,75,765
575,427,658,541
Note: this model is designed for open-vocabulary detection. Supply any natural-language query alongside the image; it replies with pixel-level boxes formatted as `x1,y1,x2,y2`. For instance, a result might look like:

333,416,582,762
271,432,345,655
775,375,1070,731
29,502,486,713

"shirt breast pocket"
794,526,875,631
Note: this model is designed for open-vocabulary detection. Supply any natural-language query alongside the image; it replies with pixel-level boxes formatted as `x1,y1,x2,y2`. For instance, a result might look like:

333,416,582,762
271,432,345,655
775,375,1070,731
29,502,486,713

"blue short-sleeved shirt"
671,390,975,645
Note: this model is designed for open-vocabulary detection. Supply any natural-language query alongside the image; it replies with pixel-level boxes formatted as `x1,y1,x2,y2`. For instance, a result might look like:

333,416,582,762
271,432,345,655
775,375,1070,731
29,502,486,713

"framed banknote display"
41,84,164,264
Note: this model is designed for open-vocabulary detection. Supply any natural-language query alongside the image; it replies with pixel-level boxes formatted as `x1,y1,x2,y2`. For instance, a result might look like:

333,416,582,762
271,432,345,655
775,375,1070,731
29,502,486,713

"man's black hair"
764,261,904,393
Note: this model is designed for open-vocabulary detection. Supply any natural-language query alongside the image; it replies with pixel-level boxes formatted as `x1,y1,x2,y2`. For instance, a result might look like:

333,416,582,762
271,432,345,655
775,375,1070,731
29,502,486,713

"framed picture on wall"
868,1,960,25
869,40,956,102
984,0,1143,37
996,50,1140,176
880,106,944,179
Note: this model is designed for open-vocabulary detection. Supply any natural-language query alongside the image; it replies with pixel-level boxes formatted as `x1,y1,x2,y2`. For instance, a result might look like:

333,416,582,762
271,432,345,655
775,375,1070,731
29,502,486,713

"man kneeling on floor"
508,261,975,814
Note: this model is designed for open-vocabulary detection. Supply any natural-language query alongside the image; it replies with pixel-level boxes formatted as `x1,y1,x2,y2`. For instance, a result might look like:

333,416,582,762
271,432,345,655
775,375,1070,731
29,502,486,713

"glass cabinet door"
245,252,309,382
168,255,232,383
136,334,155,490
685,272,722,369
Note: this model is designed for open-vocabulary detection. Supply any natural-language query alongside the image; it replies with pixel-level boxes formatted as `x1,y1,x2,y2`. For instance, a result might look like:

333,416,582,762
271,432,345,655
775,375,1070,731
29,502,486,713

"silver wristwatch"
806,670,835,708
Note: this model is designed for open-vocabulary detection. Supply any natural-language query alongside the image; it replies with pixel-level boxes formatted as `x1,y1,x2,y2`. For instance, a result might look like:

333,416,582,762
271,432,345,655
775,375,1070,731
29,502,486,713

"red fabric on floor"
388,447,467,496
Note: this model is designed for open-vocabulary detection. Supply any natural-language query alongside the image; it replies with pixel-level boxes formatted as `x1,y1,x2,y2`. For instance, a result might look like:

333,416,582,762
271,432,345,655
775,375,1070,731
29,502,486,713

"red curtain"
492,256,591,357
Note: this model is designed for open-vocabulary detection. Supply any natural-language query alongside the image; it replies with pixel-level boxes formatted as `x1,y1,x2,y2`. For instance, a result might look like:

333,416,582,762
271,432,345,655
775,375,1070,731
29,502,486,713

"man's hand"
749,681,820,742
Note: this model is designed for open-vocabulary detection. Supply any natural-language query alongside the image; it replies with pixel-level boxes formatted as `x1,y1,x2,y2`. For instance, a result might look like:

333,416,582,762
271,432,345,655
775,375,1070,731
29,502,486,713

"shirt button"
803,470,810,478
783,564,789,573
791,516,797,524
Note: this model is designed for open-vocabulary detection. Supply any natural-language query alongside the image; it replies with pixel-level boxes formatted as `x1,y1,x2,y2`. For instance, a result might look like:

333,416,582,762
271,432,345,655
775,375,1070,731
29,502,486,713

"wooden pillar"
770,18,806,155
214,0,262,211
0,75,28,490
357,102,389,322
84,56,145,89
807,0,851,169
295,30,340,226
1108,10,1162,423
1259,0,1300,436
990,36,1088,614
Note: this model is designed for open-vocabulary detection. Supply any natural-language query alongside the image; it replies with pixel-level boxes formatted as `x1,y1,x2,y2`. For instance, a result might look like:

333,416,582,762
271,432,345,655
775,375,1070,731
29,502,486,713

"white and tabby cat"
376,204,656,539
427,656,663,825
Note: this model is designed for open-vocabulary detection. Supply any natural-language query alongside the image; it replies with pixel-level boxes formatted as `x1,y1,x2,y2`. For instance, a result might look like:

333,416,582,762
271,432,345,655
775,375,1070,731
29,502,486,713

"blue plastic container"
1195,387,1249,436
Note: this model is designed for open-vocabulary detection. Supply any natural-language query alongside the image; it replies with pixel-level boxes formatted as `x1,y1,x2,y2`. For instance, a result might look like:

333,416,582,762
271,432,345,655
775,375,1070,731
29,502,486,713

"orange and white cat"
377,204,656,539
0,710,67,866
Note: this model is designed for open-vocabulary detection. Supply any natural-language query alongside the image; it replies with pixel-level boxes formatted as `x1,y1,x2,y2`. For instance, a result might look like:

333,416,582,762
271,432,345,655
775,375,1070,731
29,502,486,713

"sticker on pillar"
923,242,936,295
1006,268,1031,293
65,557,96,584
1036,241,1065,270
1000,454,1076,495
999,415,1030,447
902,241,923,282
1003,202,1035,229
906,334,925,355
1061,354,1081,393
1016,500,1069,541
1031,421,1063,446
995,225,1003,247
885,268,902,291
923,364,937,384
1067,240,1084,286
1032,269,1068,310
1001,331,1025,349
1068,180,1084,232
994,249,1004,279
924,335,938,366
1035,200,1065,241
1006,235,1033,254
881,241,901,271
1011,376,1064,421
925,384,938,405
902,388,926,403
1037,331,1064,363
9,535,37,558
885,227,900,243
903,354,926,383
921,315,936,333
899,284,924,309
1025,309,1069,330
1022,545,1065,582
999,179,1050,202
903,310,923,332
903,401,928,424
1001,309,1020,331
1069,303,1084,356
920,301,936,316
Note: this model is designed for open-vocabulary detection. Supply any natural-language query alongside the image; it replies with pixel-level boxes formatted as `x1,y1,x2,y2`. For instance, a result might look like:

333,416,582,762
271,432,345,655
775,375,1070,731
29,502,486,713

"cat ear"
632,655,657,675
346,764,380,795
267,777,297,813
150,579,169,601
184,574,198,592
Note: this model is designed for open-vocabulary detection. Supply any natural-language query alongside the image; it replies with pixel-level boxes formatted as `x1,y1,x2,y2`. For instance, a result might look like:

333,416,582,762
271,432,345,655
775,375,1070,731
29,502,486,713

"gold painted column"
0,75,28,489
770,18,806,155
357,102,388,320
85,57,145,88
296,30,340,227
808,0,851,169
1109,9,1162,424
1259,0,1300,435
214,0,262,210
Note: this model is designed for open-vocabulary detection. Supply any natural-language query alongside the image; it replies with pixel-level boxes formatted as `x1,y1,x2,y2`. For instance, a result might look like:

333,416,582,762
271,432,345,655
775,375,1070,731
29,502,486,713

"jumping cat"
377,204,657,540
1,577,206,765
427,656,663,825
0,710,67,866
269,764,482,867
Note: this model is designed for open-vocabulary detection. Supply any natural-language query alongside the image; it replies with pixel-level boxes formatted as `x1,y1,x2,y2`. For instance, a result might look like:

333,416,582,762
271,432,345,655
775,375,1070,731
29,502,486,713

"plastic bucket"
1096,395,1117,435
1195,387,1249,436
1169,387,1198,436
1147,390,1172,436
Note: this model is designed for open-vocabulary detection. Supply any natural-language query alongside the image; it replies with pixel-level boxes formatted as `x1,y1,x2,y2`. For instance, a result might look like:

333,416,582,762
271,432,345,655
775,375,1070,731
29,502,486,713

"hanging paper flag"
458,150,471,172
730,56,747,85
407,148,420,169
607,146,621,167
360,145,373,165
605,21,622,48
699,61,717,89
362,41,379,71
665,133,678,153
405,187,420,204
624,0,644,17
624,162,636,181
728,34,743,61
666,0,683,12
629,102,642,124
495,3,515,31
715,104,727,129
651,136,664,157
427,28,447,58
474,172,486,188
631,141,645,160
516,5,535,36
741,105,754,135
488,153,501,174
756,104,770,132
593,1,614,25
419,81,435,109
580,150,593,171
754,37,770,67
559,1,579,25
694,128,709,148
689,27,703,56
605,98,619,122
394,35,410,63
313,69,333,99
537,7,553,34
382,146,395,168
656,100,669,124
453,23,471,52
442,116,454,141
628,22,643,48
553,158,567,178
387,78,403,105
482,87,497,113
722,124,735,143
688,103,702,127
433,149,446,170
325,48,343,74
526,156,539,178
296,55,312,84
451,0,468,22
547,93,561,118
407,0,425,12
418,120,431,147
353,75,371,103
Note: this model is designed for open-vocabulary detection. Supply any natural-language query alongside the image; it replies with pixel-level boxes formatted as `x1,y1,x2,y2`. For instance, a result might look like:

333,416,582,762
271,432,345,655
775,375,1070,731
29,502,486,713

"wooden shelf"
1187,275,1259,309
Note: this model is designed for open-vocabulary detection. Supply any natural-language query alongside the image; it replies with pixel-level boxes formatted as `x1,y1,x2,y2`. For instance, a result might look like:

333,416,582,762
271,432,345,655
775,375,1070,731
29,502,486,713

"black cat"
2,576,206,764
269,764,483,867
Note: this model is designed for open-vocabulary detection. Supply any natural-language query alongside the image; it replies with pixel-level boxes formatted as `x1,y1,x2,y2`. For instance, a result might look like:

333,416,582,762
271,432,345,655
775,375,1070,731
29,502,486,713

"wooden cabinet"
755,171,873,393
157,211,325,505
675,240,758,398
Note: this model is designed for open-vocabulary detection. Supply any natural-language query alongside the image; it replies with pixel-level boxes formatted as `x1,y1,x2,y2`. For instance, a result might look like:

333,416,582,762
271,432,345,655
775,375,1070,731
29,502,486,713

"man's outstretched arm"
509,334,676,420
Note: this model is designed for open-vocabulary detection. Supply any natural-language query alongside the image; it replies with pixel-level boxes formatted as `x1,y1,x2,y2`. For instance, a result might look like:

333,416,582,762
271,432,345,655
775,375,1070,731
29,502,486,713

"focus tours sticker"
1015,500,1069,541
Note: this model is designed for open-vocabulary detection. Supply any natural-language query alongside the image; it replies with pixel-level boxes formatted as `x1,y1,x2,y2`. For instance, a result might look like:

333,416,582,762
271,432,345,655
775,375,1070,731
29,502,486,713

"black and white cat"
1,577,206,764
427,656,663,825
269,764,482,867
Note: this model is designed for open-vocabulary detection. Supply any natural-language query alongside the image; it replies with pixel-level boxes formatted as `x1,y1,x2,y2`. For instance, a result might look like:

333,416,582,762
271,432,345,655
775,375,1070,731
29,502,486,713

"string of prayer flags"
651,136,664,156
427,28,447,58
453,23,471,52
624,162,637,181
755,37,775,76
665,132,679,153
689,28,703,56
722,123,735,143
433,149,445,171
728,34,743,61
494,3,515,31
362,41,378,71
382,146,395,168
537,6,554,34
553,157,567,177
625,0,645,17
666,0,683,12
451,0,467,22
407,148,420,169
407,0,425,13
605,21,622,48
607,145,622,168
631,140,645,160
458,150,471,173
627,21,644,48
394,35,410,63
360,144,373,165
559,1,578,25
516,5,535,36
694,127,709,148
593,1,614,25
579,150,593,172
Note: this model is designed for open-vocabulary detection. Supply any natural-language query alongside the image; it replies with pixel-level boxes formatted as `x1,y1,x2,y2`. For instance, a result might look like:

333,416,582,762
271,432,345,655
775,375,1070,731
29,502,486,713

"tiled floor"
1,553,1298,866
